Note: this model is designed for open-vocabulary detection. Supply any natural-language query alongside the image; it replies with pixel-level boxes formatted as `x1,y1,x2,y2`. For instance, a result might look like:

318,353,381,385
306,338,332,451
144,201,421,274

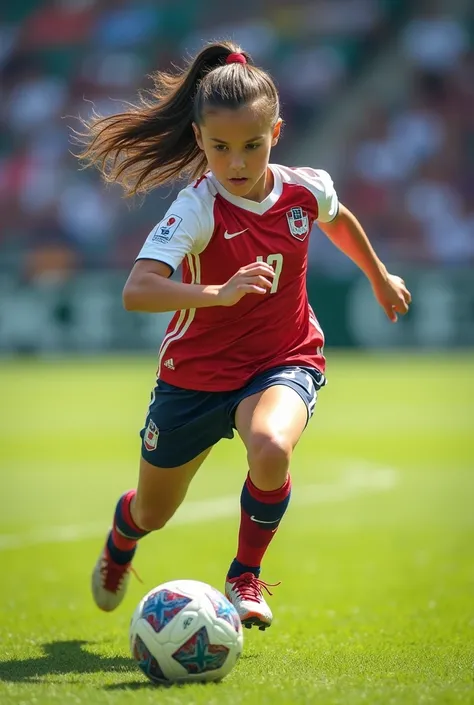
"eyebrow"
210,136,264,144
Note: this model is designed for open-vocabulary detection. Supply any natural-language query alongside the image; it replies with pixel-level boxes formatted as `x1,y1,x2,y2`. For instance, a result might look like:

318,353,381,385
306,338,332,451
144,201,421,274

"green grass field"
1,352,473,705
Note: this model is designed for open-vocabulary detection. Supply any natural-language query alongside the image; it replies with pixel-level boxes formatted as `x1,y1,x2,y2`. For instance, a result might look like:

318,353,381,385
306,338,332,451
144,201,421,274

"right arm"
125,186,274,313
123,259,275,313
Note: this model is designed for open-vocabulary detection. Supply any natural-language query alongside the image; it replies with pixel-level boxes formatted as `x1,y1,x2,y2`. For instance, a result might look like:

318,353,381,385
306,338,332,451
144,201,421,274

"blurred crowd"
1,1,472,280
340,9,474,268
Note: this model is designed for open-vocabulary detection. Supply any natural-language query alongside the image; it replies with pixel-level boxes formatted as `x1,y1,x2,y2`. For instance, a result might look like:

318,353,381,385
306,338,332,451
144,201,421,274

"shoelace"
231,572,281,602
101,559,143,592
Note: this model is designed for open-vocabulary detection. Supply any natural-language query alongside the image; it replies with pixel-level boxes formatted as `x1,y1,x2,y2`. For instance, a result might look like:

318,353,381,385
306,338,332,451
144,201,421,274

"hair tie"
226,53,247,65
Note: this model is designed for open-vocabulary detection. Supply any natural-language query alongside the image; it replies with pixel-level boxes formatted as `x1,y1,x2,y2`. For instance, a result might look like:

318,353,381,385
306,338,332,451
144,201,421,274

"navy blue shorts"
140,366,326,468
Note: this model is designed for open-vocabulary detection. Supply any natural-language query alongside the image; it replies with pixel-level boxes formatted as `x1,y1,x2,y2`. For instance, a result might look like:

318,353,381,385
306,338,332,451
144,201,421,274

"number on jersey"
256,253,283,293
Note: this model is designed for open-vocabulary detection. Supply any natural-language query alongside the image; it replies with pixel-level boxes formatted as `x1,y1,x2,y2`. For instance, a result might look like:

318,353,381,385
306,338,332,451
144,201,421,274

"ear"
192,122,204,151
271,118,282,147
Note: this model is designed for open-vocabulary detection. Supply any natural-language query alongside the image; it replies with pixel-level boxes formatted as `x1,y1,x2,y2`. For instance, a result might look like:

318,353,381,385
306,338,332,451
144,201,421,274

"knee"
132,505,171,532
247,433,292,487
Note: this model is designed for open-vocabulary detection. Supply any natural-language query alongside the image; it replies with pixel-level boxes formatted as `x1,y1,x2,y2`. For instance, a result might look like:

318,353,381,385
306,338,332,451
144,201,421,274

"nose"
230,153,245,171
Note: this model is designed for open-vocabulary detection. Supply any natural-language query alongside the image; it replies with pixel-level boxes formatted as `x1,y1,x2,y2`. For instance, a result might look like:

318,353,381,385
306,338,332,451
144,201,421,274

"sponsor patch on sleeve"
151,214,183,243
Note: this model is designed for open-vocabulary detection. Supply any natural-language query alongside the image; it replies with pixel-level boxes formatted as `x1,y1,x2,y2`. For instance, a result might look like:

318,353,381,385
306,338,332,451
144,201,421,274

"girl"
77,41,411,630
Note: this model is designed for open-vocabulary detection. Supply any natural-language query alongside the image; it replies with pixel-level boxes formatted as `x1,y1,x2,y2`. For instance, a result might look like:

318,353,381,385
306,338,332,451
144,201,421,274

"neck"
244,167,273,202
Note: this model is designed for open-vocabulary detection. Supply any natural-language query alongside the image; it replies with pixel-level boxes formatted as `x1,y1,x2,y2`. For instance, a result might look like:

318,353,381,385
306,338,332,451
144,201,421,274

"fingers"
396,297,410,314
386,289,412,322
397,278,412,303
252,275,273,289
385,305,398,323
237,284,268,295
234,264,275,295
376,274,412,323
239,262,275,277
396,285,412,314
237,275,272,293
222,263,276,304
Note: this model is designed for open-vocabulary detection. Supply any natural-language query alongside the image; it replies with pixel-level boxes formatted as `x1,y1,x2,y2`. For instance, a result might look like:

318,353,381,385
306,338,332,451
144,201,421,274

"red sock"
229,474,291,578
111,489,148,552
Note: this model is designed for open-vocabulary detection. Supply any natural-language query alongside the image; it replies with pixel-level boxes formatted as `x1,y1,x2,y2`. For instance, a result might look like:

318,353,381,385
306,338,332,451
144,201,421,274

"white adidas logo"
163,358,175,370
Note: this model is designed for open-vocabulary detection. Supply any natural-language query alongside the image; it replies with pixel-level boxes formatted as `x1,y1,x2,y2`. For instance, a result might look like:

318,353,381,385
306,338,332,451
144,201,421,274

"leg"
92,448,211,612
225,383,310,629
92,372,234,612
236,384,308,490
232,384,307,575
133,448,212,531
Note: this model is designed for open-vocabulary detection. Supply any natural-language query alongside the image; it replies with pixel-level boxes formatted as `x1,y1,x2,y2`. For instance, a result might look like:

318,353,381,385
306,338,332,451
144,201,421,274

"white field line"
0,465,397,552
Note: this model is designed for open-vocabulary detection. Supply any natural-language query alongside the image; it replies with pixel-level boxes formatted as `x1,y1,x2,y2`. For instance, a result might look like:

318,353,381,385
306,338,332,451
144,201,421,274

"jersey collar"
210,165,282,215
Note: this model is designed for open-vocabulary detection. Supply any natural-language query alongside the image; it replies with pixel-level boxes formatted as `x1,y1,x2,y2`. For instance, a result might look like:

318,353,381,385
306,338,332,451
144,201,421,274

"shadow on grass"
103,680,159,691
103,654,259,691
0,639,255,688
0,639,135,683
104,680,190,691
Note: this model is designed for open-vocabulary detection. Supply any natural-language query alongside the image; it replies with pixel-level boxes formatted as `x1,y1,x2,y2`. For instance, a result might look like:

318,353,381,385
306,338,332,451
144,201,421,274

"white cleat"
225,572,279,631
91,545,132,612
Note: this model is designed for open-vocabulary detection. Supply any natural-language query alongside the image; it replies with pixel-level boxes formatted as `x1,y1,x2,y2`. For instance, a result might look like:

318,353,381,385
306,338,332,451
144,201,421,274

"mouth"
228,177,249,186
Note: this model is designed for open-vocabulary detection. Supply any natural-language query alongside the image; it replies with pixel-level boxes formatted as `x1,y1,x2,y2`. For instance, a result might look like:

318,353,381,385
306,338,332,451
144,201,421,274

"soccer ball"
129,579,243,684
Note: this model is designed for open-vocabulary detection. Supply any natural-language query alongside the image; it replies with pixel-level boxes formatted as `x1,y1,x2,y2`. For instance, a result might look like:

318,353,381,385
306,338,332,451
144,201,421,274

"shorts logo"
144,419,159,451
286,206,309,241
151,214,182,243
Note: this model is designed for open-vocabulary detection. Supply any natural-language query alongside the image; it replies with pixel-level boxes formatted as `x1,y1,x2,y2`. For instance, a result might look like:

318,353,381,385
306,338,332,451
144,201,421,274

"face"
193,103,281,202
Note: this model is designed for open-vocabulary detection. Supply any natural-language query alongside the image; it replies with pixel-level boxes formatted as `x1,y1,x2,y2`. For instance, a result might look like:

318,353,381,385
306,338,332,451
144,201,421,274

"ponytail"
75,41,279,197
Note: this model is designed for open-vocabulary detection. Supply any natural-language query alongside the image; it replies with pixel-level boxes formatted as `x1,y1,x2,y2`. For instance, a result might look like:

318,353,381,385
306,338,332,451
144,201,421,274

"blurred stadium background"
1,0,473,354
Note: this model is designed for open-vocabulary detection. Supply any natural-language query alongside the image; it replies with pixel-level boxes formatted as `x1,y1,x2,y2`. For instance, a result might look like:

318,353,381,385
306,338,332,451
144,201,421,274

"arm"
318,203,412,322
318,203,387,282
123,260,220,312
123,259,275,313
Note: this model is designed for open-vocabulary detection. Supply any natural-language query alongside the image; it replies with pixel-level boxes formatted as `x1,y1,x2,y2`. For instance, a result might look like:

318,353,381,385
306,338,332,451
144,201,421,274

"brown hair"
75,40,280,197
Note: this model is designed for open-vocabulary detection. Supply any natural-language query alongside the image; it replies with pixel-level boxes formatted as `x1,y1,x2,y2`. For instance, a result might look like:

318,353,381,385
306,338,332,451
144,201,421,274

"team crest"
144,419,159,451
286,207,309,241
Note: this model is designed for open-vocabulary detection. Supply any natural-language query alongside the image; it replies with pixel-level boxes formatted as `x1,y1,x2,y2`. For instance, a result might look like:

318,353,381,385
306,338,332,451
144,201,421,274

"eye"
246,143,261,150
214,144,228,152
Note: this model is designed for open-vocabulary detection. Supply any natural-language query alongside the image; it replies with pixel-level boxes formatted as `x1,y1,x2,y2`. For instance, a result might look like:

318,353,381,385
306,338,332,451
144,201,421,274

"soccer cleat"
91,545,133,612
225,572,279,631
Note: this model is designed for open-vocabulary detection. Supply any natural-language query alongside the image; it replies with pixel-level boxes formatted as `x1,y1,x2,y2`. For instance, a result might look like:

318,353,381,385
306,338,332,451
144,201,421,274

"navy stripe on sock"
227,559,260,580
107,532,136,565
114,494,148,540
240,482,291,527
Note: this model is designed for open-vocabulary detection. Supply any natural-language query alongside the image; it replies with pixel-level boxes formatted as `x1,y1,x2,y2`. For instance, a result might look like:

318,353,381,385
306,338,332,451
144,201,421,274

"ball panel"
141,588,192,634
171,625,229,675
134,616,188,681
205,587,242,633
131,634,169,684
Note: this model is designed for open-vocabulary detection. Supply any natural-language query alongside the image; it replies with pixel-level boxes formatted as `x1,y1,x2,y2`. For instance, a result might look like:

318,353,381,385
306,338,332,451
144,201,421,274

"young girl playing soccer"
77,41,411,630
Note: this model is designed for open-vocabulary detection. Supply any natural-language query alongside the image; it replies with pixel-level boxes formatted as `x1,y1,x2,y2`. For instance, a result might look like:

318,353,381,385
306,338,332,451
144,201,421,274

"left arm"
318,203,412,322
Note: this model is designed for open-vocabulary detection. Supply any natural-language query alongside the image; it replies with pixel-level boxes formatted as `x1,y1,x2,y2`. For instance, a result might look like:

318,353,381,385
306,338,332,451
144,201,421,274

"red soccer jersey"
136,164,339,391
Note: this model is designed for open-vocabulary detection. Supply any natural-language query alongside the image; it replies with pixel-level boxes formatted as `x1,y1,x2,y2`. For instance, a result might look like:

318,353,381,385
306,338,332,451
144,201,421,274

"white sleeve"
292,167,339,223
135,186,213,272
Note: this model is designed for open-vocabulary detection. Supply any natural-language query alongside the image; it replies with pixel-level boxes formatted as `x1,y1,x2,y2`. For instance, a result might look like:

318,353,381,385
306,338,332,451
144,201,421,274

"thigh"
134,447,212,528
234,384,308,453
141,379,234,468
233,365,325,448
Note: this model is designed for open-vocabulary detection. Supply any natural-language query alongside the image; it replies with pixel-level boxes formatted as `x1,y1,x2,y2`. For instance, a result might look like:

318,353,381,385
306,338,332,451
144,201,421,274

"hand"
372,272,412,322
217,262,275,307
